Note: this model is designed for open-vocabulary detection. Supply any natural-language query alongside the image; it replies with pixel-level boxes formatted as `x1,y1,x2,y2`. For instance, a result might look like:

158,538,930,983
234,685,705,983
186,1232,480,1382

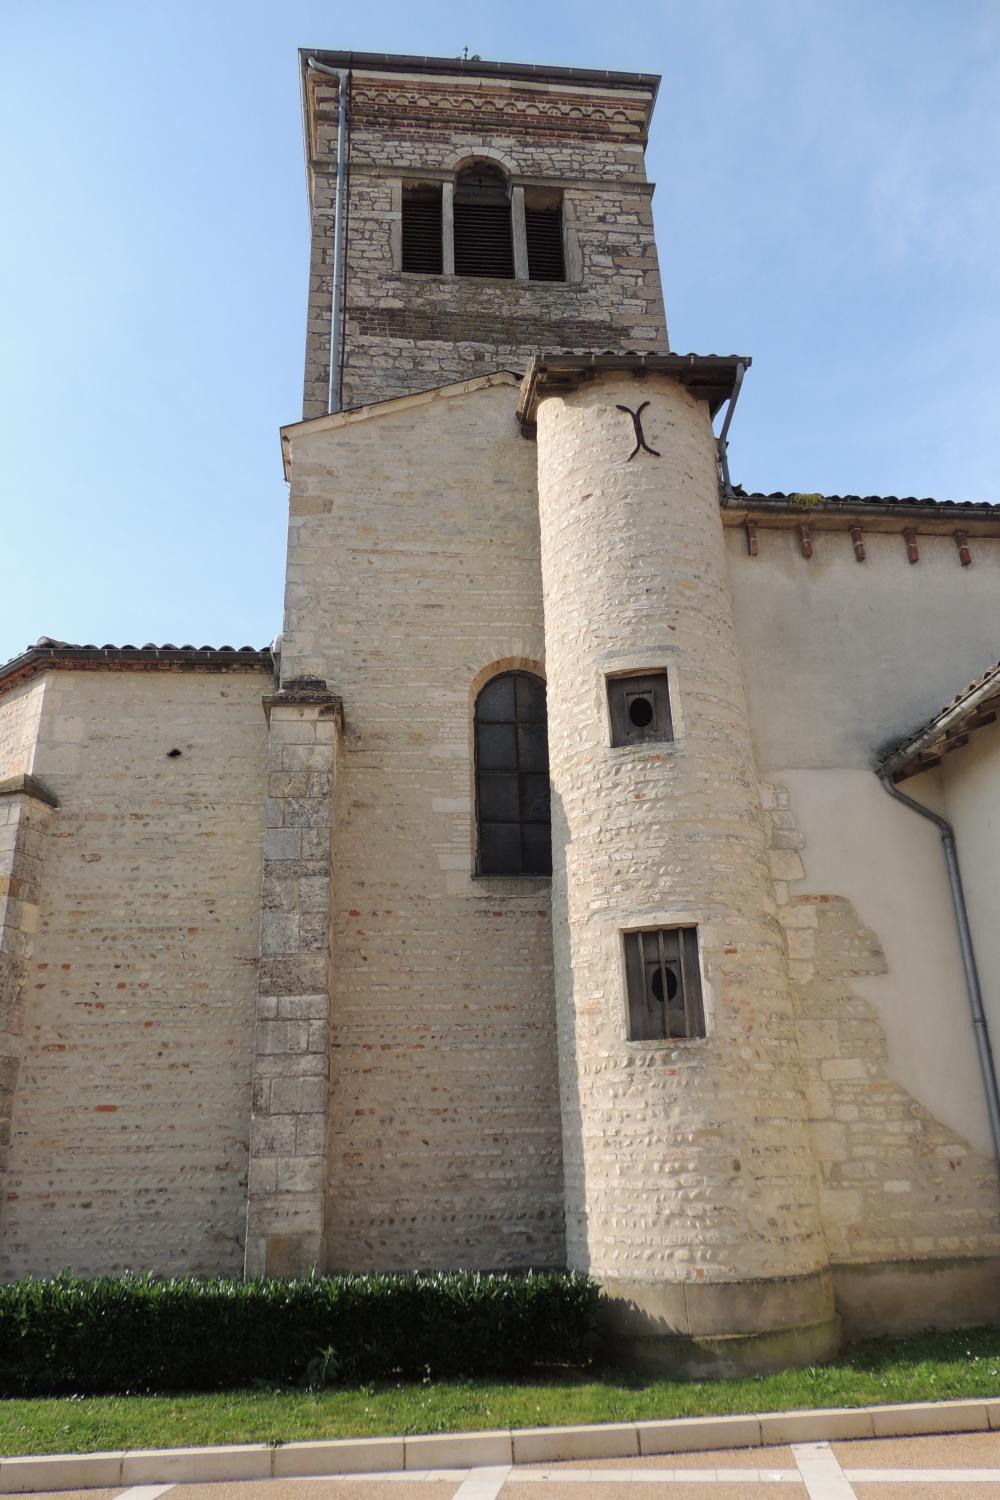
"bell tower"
299,50,668,416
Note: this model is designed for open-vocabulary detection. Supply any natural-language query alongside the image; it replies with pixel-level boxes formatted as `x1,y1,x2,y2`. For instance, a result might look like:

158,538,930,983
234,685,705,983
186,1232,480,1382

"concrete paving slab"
405,1433,511,1469
870,1399,990,1437
170,1484,460,1500
758,1407,875,1444
0,1455,124,1494
833,1431,1000,1467
508,1485,798,1500
511,1427,638,1465
636,1416,761,1456
273,1438,406,1476
540,1445,797,1470
853,1487,1000,1499
121,1447,271,1485
0,1492,117,1500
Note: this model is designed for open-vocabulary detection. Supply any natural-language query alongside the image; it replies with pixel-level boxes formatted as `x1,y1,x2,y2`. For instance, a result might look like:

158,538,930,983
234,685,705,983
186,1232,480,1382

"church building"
2,48,1000,1375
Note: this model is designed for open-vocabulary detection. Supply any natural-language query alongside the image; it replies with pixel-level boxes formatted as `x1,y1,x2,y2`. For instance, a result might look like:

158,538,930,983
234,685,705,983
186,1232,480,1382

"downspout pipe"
716,359,745,501
879,774,1000,1181
307,57,349,414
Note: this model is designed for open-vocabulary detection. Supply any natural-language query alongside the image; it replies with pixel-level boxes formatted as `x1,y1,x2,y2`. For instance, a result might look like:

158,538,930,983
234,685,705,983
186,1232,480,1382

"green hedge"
0,1271,600,1396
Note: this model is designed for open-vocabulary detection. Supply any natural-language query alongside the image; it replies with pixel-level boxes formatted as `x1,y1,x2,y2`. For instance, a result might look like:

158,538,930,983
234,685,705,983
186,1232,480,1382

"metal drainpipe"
307,58,350,414
879,774,1000,1179
716,360,745,500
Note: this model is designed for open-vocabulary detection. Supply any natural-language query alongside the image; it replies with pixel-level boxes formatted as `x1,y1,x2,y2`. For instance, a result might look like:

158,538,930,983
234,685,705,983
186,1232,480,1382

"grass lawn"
2,1326,999,1457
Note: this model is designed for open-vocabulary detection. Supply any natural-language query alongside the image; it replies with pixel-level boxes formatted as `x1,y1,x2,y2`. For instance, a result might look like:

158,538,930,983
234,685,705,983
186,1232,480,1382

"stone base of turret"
599,1268,840,1377
832,1253,1000,1341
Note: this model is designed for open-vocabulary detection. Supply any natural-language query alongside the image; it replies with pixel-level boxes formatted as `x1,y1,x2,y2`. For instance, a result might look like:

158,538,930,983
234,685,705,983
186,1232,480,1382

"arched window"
475,672,551,875
454,163,514,279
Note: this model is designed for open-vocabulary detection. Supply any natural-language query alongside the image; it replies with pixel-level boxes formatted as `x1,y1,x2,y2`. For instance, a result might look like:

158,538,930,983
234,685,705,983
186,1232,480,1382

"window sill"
472,873,552,891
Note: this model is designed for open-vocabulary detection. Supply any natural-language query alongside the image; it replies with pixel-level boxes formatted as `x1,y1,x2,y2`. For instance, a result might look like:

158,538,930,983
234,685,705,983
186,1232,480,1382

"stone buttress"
529,361,837,1374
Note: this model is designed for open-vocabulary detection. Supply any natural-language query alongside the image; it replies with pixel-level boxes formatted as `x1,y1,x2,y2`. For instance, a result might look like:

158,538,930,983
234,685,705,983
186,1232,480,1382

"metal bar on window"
656,928,670,1039
679,928,702,1038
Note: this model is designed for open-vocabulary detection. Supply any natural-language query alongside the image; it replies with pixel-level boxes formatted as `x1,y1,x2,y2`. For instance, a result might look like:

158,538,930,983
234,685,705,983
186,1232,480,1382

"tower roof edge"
298,48,661,105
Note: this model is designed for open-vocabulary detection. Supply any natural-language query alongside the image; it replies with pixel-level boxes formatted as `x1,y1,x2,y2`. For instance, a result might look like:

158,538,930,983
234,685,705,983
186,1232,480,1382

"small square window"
623,927,705,1041
608,672,673,747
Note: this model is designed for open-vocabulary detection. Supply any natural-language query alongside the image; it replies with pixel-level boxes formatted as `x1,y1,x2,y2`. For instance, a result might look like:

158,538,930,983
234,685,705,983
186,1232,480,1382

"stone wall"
302,68,667,416
533,372,830,1337
762,780,1000,1266
0,782,53,1221
0,668,269,1277
281,377,565,1271
0,677,45,780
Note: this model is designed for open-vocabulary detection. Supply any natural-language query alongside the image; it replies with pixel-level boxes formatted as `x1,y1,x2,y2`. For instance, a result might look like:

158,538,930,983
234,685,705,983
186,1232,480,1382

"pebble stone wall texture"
279,378,565,1270
534,371,835,1356
0,668,269,1277
301,66,667,417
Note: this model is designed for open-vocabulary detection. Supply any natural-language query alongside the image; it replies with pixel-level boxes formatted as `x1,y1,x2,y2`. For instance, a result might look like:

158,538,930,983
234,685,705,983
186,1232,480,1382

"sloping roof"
517,352,749,431
0,641,272,700
880,660,1000,781
731,486,999,515
301,49,661,99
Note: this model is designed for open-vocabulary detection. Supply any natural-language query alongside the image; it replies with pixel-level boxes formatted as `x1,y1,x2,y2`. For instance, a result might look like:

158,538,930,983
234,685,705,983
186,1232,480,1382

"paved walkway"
26,1431,1000,1500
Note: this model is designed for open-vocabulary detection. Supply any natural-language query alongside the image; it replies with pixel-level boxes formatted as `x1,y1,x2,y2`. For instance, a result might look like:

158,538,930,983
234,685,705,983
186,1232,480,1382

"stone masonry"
301,56,667,416
534,370,835,1362
0,780,54,1218
0,662,268,1277
279,377,566,1271
244,682,341,1278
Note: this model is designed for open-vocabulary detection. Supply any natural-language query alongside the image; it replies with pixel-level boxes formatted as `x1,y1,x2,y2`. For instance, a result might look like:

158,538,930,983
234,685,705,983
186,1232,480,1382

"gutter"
307,57,350,414
715,359,745,500
878,774,1000,1188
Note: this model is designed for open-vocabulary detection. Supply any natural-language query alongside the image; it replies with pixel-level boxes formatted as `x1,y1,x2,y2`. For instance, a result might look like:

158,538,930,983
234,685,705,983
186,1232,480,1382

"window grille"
454,164,514,279
475,671,551,875
608,672,673,747
623,927,705,1041
401,185,443,274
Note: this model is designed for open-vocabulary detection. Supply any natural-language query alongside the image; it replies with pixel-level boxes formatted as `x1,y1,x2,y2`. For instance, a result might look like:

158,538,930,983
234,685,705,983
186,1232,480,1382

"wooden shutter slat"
454,202,514,279
402,192,443,274
525,208,565,281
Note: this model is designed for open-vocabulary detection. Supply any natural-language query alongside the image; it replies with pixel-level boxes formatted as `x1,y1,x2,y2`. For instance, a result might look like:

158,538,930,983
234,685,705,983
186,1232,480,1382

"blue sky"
2,1,998,664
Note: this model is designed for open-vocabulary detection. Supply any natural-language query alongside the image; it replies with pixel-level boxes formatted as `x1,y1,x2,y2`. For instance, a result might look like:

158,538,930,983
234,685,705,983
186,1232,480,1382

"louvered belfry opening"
525,194,565,281
454,163,514,279
401,184,443,274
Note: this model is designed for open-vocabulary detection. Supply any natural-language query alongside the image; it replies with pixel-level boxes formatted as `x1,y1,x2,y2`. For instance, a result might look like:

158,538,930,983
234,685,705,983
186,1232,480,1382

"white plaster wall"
941,719,1000,1098
727,526,1000,770
0,668,268,1277
772,767,991,1153
0,678,46,779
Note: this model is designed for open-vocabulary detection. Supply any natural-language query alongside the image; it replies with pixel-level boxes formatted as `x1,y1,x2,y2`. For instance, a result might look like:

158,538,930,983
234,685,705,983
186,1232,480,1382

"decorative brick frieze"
244,682,342,1277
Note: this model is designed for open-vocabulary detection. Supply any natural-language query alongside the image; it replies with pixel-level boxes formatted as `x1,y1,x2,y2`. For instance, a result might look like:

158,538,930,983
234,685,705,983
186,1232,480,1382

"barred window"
454,163,514,279
623,927,705,1041
475,672,551,876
